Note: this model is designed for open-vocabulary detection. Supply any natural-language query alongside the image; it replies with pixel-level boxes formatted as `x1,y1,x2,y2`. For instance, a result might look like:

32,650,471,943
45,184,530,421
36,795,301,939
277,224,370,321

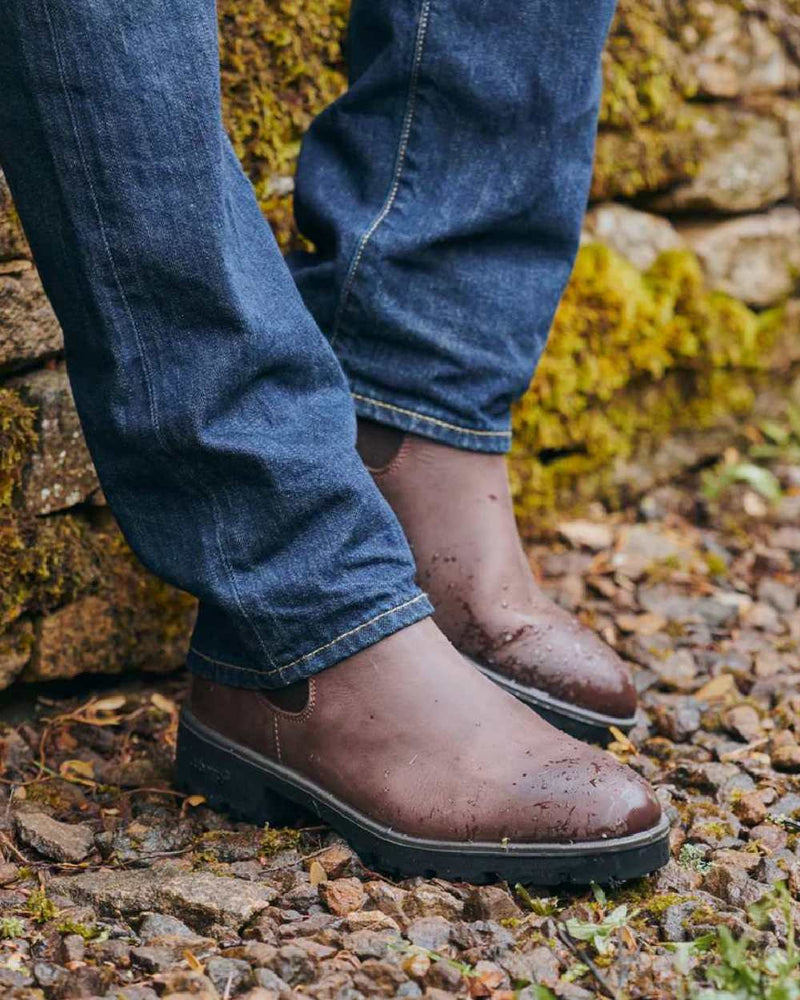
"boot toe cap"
516,748,663,843
495,621,638,722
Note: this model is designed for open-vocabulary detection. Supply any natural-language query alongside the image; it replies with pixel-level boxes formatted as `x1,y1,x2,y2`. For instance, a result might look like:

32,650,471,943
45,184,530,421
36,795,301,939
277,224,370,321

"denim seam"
329,0,432,345
188,592,428,677
39,0,276,669
352,392,511,439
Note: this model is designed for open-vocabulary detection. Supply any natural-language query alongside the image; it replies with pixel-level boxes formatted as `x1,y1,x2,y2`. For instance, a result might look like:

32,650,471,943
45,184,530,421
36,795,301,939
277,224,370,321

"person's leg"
292,0,630,743
0,0,667,881
0,0,432,685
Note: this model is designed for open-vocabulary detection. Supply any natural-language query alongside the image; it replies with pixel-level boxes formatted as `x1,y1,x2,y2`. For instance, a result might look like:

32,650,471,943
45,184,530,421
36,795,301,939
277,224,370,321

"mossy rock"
218,0,349,248
0,382,194,684
509,244,790,526
23,514,196,683
600,0,697,132
0,386,36,508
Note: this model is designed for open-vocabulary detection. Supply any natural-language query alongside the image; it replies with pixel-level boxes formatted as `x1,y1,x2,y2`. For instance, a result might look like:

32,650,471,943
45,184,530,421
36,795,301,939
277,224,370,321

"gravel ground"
2,457,800,1000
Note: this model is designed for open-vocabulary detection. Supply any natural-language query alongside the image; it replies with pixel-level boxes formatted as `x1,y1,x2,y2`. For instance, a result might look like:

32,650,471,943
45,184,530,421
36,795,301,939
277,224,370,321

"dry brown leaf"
695,673,737,702
183,950,204,972
308,860,328,886
59,759,94,781
183,794,206,808
93,695,126,712
616,612,666,636
151,692,177,714
620,923,637,951
608,726,635,753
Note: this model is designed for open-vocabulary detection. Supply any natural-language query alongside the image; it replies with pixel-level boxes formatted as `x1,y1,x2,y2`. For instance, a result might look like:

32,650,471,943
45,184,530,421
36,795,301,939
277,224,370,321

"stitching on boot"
273,715,282,762
371,434,414,480
277,677,317,724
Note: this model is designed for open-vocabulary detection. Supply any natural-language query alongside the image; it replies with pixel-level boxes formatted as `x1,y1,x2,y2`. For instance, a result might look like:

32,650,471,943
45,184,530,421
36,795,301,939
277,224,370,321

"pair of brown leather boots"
176,423,668,885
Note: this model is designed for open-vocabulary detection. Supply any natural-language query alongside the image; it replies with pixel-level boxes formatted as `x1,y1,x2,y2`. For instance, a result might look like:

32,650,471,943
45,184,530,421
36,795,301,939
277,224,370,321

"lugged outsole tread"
175,710,670,886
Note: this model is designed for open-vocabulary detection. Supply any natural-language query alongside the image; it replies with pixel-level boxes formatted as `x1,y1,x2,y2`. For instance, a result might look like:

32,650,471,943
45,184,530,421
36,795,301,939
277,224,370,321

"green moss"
57,917,107,942
218,0,349,248
510,244,787,526
0,507,100,627
26,888,58,925
0,917,24,939
259,825,302,857
600,0,696,130
0,388,36,509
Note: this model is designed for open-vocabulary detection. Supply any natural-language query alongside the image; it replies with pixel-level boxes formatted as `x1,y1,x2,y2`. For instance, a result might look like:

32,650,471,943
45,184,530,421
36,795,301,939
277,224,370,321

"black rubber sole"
175,708,669,886
466,657,637,745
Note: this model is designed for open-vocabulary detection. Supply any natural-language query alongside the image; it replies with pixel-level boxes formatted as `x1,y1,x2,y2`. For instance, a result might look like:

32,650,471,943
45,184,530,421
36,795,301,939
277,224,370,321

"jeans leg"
0,0,431,687
292,0,617,454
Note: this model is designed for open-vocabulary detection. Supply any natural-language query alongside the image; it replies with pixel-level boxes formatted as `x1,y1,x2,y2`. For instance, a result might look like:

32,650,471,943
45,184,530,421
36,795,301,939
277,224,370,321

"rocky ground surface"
2,447,800,999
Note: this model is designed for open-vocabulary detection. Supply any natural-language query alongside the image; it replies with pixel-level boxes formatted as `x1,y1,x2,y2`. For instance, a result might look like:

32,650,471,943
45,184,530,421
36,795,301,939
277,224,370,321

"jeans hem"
351,390,512,455
186,591,434,689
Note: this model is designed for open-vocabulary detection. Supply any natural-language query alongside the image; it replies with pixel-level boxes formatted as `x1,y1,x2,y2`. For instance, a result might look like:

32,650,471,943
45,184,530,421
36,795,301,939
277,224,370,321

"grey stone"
678,207,800,308
557,518,614,551
15,810,94,863
652,649,698,692
405,916,452,952
0,170,30,261
0,620,33,690
205,957,255,996
638,585,738,627
104,989,159,1000
756,577,797,615
403,885,463,921
252,968,292,996
582,203,684,271
0,268,62,373
139,912,198,941
661,901,700,943
104,988,159,1000
341,928,398,960
500,946,560,988
8,365,98,515
613,524,694,579
266,944,318,984
464,886,521,923
130,945,175,973
649,109,790,214
684,5,800,97
53,868,277,933
32,961,68,990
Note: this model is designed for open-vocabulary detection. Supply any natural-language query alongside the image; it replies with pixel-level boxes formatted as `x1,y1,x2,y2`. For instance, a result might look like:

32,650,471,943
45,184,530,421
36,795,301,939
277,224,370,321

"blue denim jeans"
0,0,615,687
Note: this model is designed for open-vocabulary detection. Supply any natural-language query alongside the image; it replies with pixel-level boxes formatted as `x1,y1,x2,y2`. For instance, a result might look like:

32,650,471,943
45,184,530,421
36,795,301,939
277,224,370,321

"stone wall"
1,0,799,688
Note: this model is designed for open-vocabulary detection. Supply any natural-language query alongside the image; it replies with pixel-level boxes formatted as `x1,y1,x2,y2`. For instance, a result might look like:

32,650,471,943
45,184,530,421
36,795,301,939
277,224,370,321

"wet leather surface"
190,620,660,843
358,423,636,720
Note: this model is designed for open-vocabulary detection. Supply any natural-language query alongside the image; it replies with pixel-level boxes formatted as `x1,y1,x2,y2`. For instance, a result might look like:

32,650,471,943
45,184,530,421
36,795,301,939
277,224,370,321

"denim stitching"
352,392,511,439
39,0,275,668
330,0,432,345
189,592,428,677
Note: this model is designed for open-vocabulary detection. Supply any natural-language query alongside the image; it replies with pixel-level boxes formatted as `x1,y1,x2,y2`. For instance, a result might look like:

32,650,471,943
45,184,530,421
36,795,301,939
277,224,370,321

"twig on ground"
557,926,618,1000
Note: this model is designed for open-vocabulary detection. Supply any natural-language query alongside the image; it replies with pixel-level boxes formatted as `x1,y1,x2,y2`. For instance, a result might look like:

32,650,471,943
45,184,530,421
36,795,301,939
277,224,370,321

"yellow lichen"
509,244,787,528
218,0,349,248
0,388,36,508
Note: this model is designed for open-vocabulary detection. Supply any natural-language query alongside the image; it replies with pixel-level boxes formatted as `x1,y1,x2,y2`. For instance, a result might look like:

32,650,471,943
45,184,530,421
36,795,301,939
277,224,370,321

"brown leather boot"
176,620,668,884
356,420,637,743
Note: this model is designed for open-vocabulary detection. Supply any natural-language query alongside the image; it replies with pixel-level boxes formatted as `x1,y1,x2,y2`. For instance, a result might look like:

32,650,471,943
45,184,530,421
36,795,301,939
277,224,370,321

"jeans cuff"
186,590,433,689
351,389,512,455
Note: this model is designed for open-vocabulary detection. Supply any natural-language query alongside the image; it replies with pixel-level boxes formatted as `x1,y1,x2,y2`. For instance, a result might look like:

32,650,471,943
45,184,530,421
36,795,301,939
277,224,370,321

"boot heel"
175,710,305,827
